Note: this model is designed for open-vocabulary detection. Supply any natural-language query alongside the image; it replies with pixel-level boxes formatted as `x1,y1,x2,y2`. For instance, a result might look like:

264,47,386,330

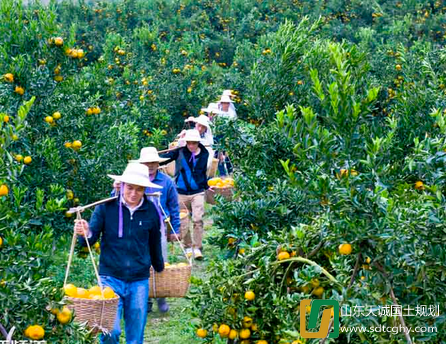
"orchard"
1,0,445,343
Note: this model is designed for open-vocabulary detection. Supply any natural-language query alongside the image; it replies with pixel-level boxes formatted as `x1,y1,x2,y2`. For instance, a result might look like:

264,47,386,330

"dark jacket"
160,144,209,195
78,196,164,281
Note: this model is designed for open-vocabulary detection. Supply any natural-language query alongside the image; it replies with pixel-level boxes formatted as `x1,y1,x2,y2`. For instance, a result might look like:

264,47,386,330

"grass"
143,215,222,344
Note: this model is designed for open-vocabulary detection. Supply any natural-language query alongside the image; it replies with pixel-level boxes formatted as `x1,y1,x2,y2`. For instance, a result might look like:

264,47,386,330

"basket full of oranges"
206,177,235,204
63,283,119,333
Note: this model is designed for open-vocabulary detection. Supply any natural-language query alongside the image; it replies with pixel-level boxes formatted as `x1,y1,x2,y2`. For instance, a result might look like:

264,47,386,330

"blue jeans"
100,275,149,344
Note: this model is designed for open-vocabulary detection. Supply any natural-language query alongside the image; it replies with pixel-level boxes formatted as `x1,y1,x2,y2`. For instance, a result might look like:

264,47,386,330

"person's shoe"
147,299,153,313
157,298,169,313
193,248,203,260
185,248,193,259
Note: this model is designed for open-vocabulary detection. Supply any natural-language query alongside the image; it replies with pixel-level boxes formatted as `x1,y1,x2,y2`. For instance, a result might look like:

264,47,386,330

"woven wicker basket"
149,263,192,298
64,296,119,333
205,186,234,205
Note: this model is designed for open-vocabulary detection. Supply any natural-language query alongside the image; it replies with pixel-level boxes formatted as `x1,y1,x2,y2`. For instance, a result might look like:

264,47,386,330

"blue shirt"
111,171,180,234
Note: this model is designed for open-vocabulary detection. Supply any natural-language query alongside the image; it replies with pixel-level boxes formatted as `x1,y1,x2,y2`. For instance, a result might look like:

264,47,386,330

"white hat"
191,115,211,129
108,163,162,188
219,95,233,103
201,102,224,115
183,129,201,142
129,147,169,163
222,89,235,97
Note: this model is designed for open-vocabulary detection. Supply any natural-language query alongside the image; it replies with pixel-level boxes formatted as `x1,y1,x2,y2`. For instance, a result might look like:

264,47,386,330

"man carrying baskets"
74,162,164,344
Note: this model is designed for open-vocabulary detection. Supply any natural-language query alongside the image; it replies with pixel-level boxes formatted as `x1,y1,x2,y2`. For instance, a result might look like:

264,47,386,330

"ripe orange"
218,324,230,338
72,140,82,150
3,115,9,123
251,323,258,331
54,37,64,46
76,288,89,299
14,86,24,95
23,156,32,164
15,154,23,162
56,306,72,324
3,73,14,82
339,243,352,255
257,340,268,344
44,116,54,124
414,181,424,190
0,236,3,247
12,134,18,141
25,325,45,340
228,329,238,340
52,112,61,120
240,328,251,339
89,285,102,297
63,284,77,297
277,251,290,261
103,286,116,299
196,328,207,338
64,142,72,148
0,185,9,196
245,290,255,301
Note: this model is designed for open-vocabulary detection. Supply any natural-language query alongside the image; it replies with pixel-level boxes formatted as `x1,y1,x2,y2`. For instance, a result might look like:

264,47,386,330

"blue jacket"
111,171,180,234
161,144,209,195
78,197,164,281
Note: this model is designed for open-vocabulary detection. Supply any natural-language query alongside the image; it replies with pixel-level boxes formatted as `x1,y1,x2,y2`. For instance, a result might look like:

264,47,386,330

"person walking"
160,129,211,259
74,163,164,344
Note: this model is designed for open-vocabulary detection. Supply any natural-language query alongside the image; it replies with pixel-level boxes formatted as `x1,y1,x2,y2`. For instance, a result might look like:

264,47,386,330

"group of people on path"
73,90,237,344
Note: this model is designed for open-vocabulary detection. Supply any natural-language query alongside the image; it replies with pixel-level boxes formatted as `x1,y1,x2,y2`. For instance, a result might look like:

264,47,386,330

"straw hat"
219,95,234,103
201,102,224,115
192,115,211,129
222,89,235,97
108,163,162,188
182,129,201,142
130,147,169,163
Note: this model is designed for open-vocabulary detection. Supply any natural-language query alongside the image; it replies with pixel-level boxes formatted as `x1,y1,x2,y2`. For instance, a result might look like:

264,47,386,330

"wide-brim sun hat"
222,89,235,97
129,147,169,163
108,162,162,188
192,115,211,129
183,129,201,142
201,102,224,114
219,95,234,103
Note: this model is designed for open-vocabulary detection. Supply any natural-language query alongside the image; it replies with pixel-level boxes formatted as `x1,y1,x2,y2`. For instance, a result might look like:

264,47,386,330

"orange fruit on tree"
0,185,9,196
292,341,304,344
0,236,3,247
44,116,54,124
228,329,238,340
52,111,61,119
14,86,24,95
414,181,424,190
196,328,207,338
277,251,290,261
72,140,82,150
3,73,13,82
312,286,324,297
212,323,219,332
245,290,255,301
15,154,23,162
257,340,268,344
64,284,77,297
240,328,251,339
64,142,72,148
339,243,352,255
25,325,45,340
242,316,253,328
56,306,72,324
54,37,64,46
23,156,32,164
3,115,9,123
218,324,230,338
251,323,258,331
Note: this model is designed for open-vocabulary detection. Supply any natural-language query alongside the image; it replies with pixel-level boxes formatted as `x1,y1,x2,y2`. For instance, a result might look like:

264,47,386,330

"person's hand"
177,129,186,138
74,219,90,237
167,233,181,242
208,186,215,193
113,180,121,194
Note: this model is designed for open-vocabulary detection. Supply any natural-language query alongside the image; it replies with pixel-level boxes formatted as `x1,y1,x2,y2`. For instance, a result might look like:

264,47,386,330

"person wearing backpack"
160,129,212,259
